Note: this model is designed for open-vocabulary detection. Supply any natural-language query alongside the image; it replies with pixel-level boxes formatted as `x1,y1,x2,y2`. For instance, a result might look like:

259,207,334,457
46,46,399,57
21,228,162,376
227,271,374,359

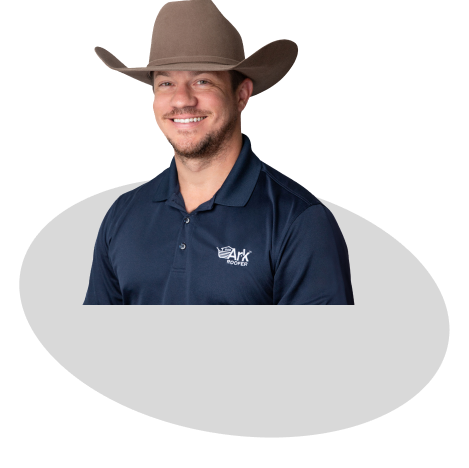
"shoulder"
115,169,168,207
254,160,324,231
259,161,322,208
249,159,337,257
100,168,168,233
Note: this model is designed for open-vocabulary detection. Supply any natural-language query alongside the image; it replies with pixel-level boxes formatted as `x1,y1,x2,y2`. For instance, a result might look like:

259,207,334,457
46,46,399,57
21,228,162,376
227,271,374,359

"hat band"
148,55,241,67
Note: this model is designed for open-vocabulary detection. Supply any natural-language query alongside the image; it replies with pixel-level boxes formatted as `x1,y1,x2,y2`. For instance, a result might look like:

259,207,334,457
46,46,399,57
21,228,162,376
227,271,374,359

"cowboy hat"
95,0,298,96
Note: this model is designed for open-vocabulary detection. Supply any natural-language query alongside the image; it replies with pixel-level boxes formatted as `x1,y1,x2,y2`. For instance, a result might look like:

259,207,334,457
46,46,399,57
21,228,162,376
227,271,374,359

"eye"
158,80,208,88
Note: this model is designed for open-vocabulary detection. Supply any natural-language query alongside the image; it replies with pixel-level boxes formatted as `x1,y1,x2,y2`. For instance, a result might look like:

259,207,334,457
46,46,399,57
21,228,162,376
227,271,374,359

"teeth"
173,117,206,123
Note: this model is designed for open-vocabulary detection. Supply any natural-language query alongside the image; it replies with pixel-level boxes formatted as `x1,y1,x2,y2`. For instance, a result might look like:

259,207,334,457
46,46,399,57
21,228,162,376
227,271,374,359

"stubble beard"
167,110,239,161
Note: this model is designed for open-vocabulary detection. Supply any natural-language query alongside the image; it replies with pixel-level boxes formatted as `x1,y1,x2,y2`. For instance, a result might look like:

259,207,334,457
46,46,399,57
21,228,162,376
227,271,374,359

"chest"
108,204,274,304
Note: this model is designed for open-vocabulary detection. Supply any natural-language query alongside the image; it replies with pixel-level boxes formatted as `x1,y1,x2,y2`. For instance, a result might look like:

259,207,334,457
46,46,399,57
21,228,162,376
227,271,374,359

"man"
84,0,354,305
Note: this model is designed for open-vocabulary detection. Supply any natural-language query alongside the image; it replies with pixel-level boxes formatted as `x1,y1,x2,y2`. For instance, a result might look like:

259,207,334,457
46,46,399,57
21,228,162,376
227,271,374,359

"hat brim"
94,39,298,96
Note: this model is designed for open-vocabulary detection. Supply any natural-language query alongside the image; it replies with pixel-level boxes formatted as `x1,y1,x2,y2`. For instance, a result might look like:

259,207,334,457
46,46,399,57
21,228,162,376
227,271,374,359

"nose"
170,83,198,109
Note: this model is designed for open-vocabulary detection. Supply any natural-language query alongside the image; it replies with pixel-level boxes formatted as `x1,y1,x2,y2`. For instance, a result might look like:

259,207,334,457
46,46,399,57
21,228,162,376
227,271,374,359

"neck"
174,130,243,205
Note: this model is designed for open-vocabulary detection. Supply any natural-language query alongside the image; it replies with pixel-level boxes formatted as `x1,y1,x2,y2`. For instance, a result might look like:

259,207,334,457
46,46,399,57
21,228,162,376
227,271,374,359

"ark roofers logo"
217,246,252,266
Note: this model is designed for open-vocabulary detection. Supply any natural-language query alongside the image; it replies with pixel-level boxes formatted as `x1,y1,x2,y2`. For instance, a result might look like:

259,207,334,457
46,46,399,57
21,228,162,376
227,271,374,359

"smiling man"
84,0,354,305
153,69,252,215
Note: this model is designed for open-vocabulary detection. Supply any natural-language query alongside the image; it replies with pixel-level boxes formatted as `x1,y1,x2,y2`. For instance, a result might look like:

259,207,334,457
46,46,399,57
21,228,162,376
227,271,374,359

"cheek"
153,93,168,112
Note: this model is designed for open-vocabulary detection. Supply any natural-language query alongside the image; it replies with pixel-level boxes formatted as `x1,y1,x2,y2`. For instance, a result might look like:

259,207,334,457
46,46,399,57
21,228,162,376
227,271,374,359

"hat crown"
148,0,245,65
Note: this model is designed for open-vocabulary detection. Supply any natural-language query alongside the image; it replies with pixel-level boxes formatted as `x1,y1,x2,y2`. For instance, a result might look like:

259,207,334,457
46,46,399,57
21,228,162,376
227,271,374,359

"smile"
169,116,207,130
171,116,207,123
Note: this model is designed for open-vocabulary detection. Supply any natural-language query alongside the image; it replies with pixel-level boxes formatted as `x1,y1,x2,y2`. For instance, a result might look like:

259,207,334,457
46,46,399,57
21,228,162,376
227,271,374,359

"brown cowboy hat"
95,0,298,96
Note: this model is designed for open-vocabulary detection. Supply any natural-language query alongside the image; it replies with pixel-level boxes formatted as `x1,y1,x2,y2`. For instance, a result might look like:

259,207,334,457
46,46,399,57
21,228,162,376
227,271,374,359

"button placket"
181,216,191,251
172,214,194,270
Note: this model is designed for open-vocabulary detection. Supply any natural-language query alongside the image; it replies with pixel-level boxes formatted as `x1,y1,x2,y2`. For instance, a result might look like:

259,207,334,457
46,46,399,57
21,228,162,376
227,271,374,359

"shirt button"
183,217,190,224
179,243,186,250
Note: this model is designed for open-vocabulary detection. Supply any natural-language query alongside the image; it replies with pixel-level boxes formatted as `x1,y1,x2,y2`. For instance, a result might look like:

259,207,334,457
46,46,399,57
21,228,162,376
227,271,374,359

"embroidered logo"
216,246,252,266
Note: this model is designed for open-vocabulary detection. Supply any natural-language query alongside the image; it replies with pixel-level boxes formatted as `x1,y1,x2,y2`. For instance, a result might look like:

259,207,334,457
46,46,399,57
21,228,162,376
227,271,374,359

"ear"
237,78,254,112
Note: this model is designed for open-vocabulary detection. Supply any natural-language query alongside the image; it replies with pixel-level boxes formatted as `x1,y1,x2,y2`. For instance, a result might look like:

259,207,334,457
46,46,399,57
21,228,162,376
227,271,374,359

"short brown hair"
151,70,249,94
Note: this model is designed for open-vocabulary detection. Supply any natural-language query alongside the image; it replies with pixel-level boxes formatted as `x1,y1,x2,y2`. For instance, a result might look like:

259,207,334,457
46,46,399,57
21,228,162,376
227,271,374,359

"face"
152,70,251,160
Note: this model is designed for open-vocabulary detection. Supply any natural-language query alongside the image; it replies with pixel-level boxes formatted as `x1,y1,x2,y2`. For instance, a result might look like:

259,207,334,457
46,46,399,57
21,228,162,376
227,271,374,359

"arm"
83,201,123,305
273,204,354,305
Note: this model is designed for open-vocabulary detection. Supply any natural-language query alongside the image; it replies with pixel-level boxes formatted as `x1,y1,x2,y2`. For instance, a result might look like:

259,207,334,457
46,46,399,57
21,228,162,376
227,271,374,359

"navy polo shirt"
84,134,354,305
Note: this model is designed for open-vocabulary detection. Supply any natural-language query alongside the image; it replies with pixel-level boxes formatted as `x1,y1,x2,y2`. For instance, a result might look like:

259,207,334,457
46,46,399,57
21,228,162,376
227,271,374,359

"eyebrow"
153,71,212,80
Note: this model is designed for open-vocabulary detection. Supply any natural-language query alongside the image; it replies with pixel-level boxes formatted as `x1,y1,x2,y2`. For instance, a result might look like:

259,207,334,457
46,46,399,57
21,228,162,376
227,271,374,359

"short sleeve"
83,200,123,305
273,204,354,305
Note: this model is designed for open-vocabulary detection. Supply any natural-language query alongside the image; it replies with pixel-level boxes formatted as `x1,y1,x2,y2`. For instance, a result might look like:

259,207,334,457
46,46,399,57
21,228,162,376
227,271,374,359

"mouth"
169,116,208,126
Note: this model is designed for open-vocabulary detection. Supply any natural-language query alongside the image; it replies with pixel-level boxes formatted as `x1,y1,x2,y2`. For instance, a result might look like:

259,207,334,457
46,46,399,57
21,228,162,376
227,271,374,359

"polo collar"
153,134,261,207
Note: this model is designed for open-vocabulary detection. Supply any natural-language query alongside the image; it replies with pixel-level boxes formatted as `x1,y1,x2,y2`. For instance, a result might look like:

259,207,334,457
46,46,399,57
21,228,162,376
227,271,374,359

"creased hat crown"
148,0,245,66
